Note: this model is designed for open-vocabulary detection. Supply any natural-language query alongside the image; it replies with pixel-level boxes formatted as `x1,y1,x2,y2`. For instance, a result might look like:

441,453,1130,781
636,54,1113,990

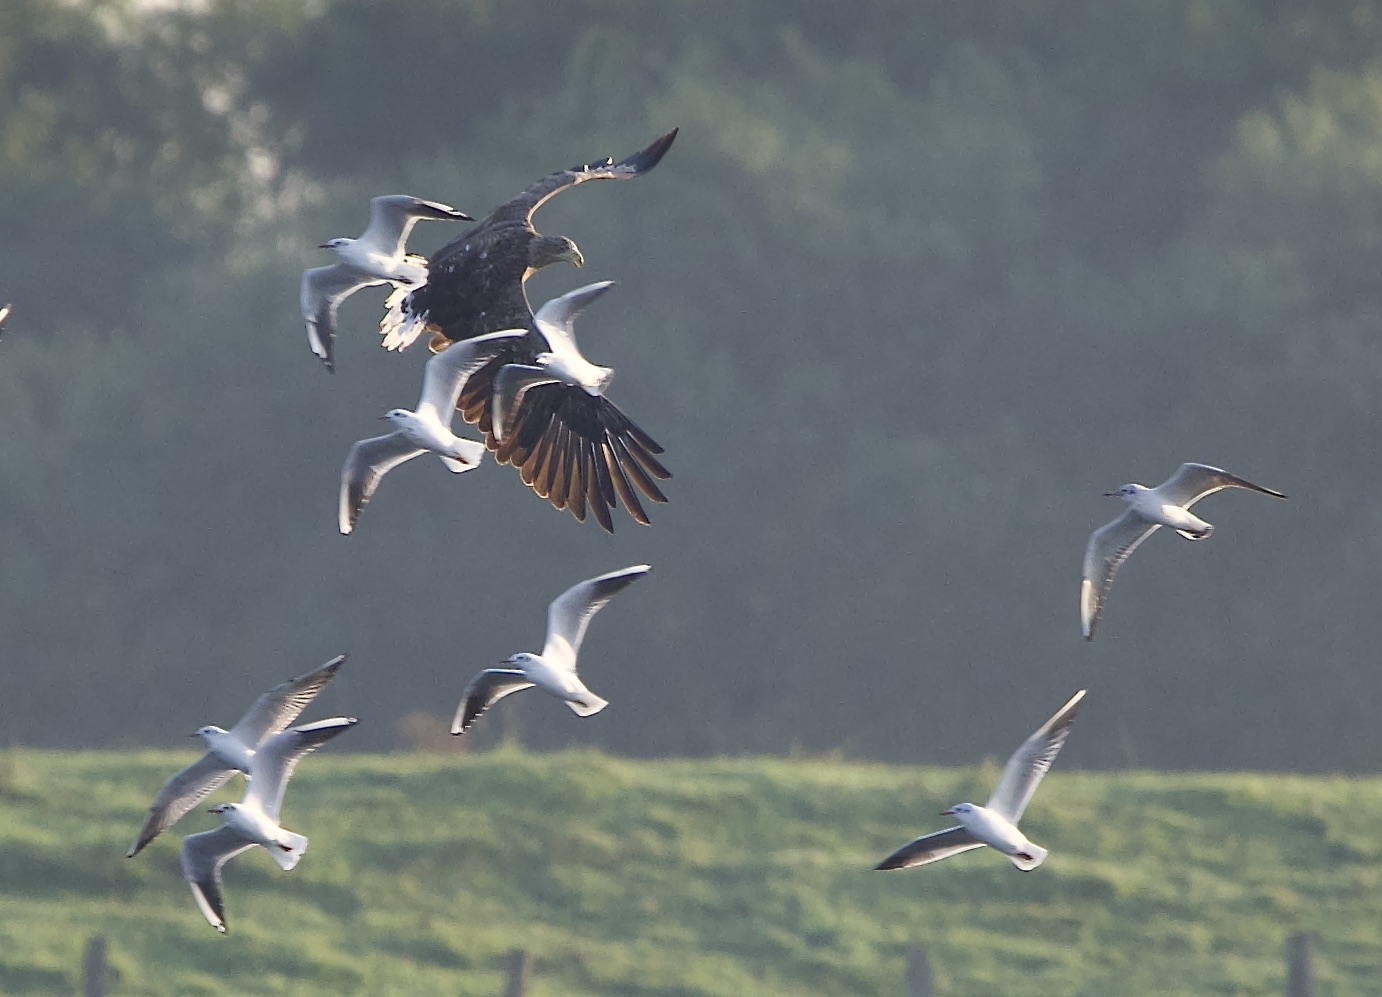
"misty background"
1,0,1379,772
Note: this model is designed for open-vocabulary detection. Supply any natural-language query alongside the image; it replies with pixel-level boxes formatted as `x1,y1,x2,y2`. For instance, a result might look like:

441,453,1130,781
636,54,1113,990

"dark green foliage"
0,1,1380,771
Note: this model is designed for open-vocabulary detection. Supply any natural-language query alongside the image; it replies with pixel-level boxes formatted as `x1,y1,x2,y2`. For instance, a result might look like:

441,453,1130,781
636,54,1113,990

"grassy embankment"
0,748,1377,996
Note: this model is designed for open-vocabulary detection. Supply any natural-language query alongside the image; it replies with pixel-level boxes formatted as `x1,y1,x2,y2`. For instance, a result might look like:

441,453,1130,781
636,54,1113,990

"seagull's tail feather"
438,448,483,473
269,831,308,871
1009,843,1047,871
564,691,608,718
1175,524,1214,541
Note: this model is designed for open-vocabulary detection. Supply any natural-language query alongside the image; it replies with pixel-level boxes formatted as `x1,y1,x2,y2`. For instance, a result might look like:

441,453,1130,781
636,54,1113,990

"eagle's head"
531,234,584,271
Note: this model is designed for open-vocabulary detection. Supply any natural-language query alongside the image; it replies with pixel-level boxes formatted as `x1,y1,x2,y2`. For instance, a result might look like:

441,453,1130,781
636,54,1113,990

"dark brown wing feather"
412,225,534,336
609,433,669,503
547,423,572,507
394,130,678,530
410,129,678,337
453,352,667,531
488,128,678,226
603,438,651,526
587,443,615,533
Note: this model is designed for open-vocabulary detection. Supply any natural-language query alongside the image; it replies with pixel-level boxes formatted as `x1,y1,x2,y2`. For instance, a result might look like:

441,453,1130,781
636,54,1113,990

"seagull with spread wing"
338,329,526,535
180,716,357,933
491,280,618,441
452,564,651,733
301,194,472,372
875,690,1085,872
378,129,678,532
1081,462,1287,640
127,654,346,858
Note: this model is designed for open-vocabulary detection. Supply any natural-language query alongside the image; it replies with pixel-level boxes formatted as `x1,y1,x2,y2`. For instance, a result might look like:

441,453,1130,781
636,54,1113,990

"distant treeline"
1,0,1380,770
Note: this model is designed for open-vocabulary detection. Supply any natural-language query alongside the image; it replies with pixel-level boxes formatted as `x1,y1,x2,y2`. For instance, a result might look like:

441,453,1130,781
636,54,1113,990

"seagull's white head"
207,803,236,816
504,652,540,669
941,802,977,819
192,725,228,743
380,408,419,428
1104,483,1144,501
319,237,351,252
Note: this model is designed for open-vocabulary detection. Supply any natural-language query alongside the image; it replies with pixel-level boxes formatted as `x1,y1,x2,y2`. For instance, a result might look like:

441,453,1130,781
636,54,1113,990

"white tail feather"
1008,842,1048,871
268,831,309,871
438,433,486,472
564,692,609,718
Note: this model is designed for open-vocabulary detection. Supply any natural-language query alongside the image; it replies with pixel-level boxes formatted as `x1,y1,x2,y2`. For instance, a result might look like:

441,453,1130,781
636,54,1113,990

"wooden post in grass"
82,936,107,997
1286,933,1314,997
906,944,932,997
502,947,532,997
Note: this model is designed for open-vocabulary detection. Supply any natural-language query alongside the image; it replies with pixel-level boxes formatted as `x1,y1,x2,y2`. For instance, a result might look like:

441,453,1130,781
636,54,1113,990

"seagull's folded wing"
301,264,375,372
1157,462,1287,507
492,365,561,443
181,825,257,933
874,826,984,871
362,194,472,258
228,654,347,747
1080,510,1160,640
531,281,616,359
543,564,652,666
986,689,1086,823
247,717,358,821
416,330,528,423
340,433,427,535
451,669,535,733
128,754,236,857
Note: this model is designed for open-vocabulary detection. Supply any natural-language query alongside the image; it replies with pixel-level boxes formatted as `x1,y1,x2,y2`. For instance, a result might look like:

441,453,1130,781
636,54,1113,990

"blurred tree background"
2,0,1381,770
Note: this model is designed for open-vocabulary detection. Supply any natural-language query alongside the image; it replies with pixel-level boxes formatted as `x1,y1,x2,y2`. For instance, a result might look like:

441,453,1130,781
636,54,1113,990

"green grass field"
0,747,1376,996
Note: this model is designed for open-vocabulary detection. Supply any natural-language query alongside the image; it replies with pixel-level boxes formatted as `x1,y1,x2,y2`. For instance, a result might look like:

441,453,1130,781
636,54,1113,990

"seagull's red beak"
940,808,954,816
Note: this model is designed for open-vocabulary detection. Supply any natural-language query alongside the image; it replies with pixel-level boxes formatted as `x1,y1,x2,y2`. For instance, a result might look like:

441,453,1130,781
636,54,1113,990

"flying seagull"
875,689,1086,872
1081,463,1287,640
338,329,526,534
128,654,347,858
378,129,678,531
492,281,617,442
452,564,651,733
181,716,357,933
301,194,472,372
0,303,10,336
